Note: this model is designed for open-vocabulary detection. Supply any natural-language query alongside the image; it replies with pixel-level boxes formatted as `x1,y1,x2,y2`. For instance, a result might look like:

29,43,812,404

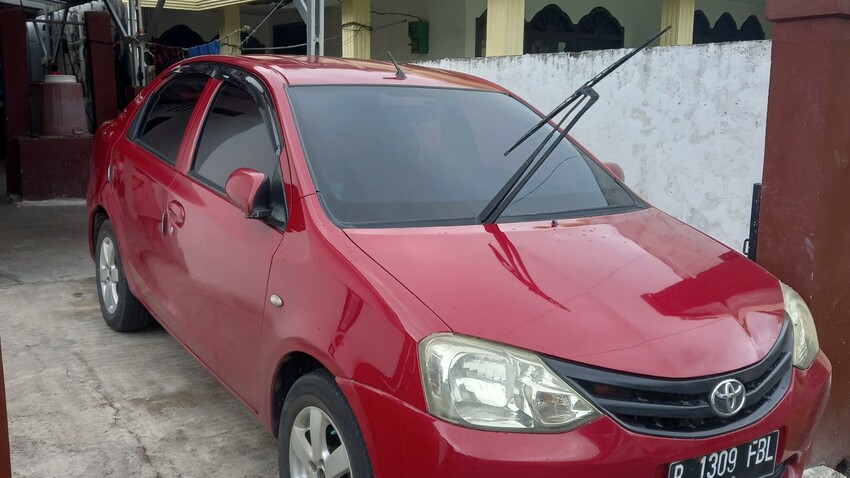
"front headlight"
419,334,600,432
780,282,820,369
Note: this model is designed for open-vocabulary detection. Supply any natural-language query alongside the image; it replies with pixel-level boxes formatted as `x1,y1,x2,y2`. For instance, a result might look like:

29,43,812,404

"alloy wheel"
289,406,352,478
99,237,120,314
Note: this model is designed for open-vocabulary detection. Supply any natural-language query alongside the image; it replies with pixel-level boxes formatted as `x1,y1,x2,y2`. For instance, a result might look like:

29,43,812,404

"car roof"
181,55,507,92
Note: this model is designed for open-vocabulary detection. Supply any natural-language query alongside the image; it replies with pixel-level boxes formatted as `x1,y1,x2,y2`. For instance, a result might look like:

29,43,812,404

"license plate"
668,431,780,478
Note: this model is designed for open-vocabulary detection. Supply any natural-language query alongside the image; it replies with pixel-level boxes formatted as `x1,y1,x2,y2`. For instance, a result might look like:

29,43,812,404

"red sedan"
86,55,830,478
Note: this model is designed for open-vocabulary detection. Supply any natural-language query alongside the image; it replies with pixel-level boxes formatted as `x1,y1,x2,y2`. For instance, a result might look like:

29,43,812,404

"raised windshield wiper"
477,26,671,225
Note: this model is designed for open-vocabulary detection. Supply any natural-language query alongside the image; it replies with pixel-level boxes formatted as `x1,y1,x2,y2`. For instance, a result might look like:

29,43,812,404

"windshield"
288,85,638,227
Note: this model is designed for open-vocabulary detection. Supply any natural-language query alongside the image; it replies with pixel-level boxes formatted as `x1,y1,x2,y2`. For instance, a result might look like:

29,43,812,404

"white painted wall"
419,40,771,249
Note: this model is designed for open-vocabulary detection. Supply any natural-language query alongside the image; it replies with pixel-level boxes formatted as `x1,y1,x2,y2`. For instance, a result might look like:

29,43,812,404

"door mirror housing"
225,168,272,219
604,162,625,182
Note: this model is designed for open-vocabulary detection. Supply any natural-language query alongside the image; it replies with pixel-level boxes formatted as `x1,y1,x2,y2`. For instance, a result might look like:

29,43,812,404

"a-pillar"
485,0,524,57
758,0,850,467
220,5,241,56
660,0,694,46
342,0,370,59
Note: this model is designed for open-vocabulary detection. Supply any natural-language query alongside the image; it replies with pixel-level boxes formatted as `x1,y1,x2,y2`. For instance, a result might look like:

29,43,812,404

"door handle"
167,200,186,228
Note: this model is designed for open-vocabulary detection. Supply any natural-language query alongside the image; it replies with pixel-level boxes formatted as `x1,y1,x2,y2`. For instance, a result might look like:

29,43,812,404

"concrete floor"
0,201,277,477
0,200,844,478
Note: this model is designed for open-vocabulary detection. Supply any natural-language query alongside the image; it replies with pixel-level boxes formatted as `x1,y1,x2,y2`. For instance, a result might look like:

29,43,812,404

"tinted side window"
192,82,278,189
137,74,208,164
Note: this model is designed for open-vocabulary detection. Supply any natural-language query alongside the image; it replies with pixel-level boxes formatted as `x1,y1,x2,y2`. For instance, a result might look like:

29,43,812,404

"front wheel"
279,370,373,478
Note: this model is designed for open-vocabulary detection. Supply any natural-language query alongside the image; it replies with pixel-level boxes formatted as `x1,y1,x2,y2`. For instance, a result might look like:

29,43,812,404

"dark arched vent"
475,4,624,57
693,10,765,44
713,12,739,39
576,7,625,51
739,16,766,41
693,10,712,44
525,4,576,54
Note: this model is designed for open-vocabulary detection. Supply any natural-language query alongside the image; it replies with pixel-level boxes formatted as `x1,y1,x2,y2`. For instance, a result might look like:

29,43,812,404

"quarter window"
192,82,278,189
136,73,208,164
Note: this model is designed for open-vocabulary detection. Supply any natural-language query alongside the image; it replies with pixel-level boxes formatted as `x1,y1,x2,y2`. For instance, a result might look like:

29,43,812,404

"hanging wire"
241,42,307,52
333,0,421,21
342,21,372,31
369,10,421,21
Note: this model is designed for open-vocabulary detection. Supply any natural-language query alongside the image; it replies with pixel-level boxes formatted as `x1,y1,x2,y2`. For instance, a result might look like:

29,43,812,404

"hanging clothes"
150,44,186,74
187,39,220,58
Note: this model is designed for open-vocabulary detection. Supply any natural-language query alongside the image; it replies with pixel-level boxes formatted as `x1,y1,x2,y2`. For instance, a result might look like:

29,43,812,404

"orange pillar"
758,0,850,467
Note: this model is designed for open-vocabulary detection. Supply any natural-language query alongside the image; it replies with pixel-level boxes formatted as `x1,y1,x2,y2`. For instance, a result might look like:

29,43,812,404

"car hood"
344,208,786,379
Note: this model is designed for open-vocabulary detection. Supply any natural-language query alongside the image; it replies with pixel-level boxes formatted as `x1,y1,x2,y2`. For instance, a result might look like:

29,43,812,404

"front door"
165,77,286,408
113,73,209,320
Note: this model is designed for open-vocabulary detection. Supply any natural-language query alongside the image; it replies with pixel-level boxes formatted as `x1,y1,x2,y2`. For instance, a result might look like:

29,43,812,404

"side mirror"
225,168,272,219
604,162,625,182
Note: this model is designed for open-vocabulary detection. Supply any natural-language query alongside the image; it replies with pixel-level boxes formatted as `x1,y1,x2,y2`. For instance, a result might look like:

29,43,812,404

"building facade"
146,0,770,63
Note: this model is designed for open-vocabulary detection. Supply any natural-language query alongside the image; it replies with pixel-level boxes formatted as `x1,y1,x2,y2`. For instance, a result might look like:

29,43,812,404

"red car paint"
87,55,831,476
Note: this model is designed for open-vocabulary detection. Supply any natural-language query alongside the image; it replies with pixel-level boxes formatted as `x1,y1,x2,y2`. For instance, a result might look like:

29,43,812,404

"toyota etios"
87,52,830,478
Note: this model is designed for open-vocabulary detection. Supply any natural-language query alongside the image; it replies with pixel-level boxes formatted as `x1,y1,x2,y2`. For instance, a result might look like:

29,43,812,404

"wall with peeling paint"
418,41,771,250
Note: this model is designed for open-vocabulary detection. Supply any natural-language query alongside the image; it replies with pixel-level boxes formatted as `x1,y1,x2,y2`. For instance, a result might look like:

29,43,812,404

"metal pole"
135,0,145,85
102,0,129,38
28,19,87,26
50,7,71,70
34,23,49,59
46,11,54,69
315,0,324,55
295,0,324,56
147,0,167,39
126,0,137,86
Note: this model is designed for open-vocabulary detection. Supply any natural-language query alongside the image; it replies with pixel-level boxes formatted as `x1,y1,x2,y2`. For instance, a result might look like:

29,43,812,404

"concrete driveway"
0,201,277,477
0,201,845,478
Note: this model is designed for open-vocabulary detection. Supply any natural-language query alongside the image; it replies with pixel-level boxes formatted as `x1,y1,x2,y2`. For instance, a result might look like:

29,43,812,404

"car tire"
95,220,153,332
279,369,374,478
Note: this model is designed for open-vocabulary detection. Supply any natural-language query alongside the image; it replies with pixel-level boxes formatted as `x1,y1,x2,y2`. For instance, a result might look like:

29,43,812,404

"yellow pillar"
660,0,695,46
486,0,525,57
219,5,241,55
342,0,371,59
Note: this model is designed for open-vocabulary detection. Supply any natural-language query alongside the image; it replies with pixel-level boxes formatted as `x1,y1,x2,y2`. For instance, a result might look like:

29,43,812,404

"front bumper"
339,352,831,478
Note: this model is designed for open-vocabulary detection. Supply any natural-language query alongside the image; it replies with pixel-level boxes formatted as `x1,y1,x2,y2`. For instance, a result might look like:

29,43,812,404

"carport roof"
126,0,256,11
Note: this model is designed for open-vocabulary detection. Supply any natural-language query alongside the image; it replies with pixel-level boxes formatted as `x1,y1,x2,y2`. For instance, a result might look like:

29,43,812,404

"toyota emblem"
709,379,747,417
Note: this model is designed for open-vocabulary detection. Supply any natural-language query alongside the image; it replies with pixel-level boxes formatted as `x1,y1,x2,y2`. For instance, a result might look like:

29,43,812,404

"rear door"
164,72,286,408
112,73,210,319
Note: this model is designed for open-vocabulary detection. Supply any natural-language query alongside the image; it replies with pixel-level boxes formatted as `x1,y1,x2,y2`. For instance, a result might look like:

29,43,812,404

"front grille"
542,320,793,438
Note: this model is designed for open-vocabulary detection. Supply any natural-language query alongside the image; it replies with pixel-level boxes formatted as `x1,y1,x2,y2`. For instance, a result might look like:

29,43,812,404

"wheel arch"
89,205,110,259
89,205,142,300
270,351,329,438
